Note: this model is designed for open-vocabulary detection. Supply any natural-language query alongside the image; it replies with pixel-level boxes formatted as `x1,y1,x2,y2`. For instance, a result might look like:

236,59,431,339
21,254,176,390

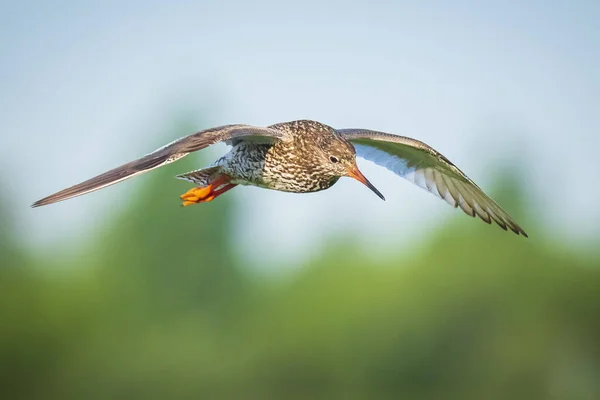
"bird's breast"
219,142,337,193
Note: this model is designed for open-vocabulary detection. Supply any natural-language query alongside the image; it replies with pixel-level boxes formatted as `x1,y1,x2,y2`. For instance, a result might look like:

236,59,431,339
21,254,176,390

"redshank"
32,119,527,236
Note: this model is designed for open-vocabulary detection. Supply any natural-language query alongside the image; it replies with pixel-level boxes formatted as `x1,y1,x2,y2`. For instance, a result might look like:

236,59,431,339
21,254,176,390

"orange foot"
180,186,215,206
180,178,237,207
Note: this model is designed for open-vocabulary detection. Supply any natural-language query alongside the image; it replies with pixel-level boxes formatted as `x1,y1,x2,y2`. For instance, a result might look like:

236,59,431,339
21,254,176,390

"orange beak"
347,166,385,201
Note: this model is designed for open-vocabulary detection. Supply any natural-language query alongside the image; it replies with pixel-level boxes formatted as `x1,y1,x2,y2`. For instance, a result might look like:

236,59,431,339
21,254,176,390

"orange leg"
180,175,237,206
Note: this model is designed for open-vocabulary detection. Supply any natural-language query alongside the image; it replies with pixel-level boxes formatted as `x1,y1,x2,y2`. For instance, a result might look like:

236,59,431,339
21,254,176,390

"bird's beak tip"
347,167,385,201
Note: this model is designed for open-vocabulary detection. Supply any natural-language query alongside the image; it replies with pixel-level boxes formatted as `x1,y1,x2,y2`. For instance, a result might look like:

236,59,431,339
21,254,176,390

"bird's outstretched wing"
338,128,527,237
32,124,290,207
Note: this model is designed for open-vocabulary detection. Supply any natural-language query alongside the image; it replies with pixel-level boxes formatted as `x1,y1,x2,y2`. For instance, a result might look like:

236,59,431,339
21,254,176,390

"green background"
2,121,599,400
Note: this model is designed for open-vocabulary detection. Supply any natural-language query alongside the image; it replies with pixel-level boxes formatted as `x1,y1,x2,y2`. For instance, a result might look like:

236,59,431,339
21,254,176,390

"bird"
32,119,527,236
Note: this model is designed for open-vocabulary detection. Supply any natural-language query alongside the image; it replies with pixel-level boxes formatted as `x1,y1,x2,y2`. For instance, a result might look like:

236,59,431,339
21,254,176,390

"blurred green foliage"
1,129,599,400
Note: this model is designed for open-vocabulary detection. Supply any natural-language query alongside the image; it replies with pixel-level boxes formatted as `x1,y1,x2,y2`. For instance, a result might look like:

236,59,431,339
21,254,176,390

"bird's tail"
175,166,223,187
177,166,237,206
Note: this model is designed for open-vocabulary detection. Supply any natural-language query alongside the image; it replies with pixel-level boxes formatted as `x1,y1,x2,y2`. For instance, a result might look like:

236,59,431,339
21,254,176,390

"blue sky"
2,1,599,266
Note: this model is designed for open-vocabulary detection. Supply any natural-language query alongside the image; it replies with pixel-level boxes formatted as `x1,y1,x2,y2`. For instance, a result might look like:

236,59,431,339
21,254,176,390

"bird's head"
317,136,385,201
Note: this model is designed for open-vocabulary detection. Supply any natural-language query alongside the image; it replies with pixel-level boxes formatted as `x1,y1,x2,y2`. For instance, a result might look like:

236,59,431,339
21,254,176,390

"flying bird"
32,119,527,236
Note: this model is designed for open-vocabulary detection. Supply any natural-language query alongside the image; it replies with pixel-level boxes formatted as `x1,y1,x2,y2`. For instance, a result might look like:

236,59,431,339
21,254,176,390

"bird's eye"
329,156,339,163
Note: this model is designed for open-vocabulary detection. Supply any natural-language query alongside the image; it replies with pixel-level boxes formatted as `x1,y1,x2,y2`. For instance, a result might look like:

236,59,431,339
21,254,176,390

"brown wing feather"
338,128,527,237
32,124,288,207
